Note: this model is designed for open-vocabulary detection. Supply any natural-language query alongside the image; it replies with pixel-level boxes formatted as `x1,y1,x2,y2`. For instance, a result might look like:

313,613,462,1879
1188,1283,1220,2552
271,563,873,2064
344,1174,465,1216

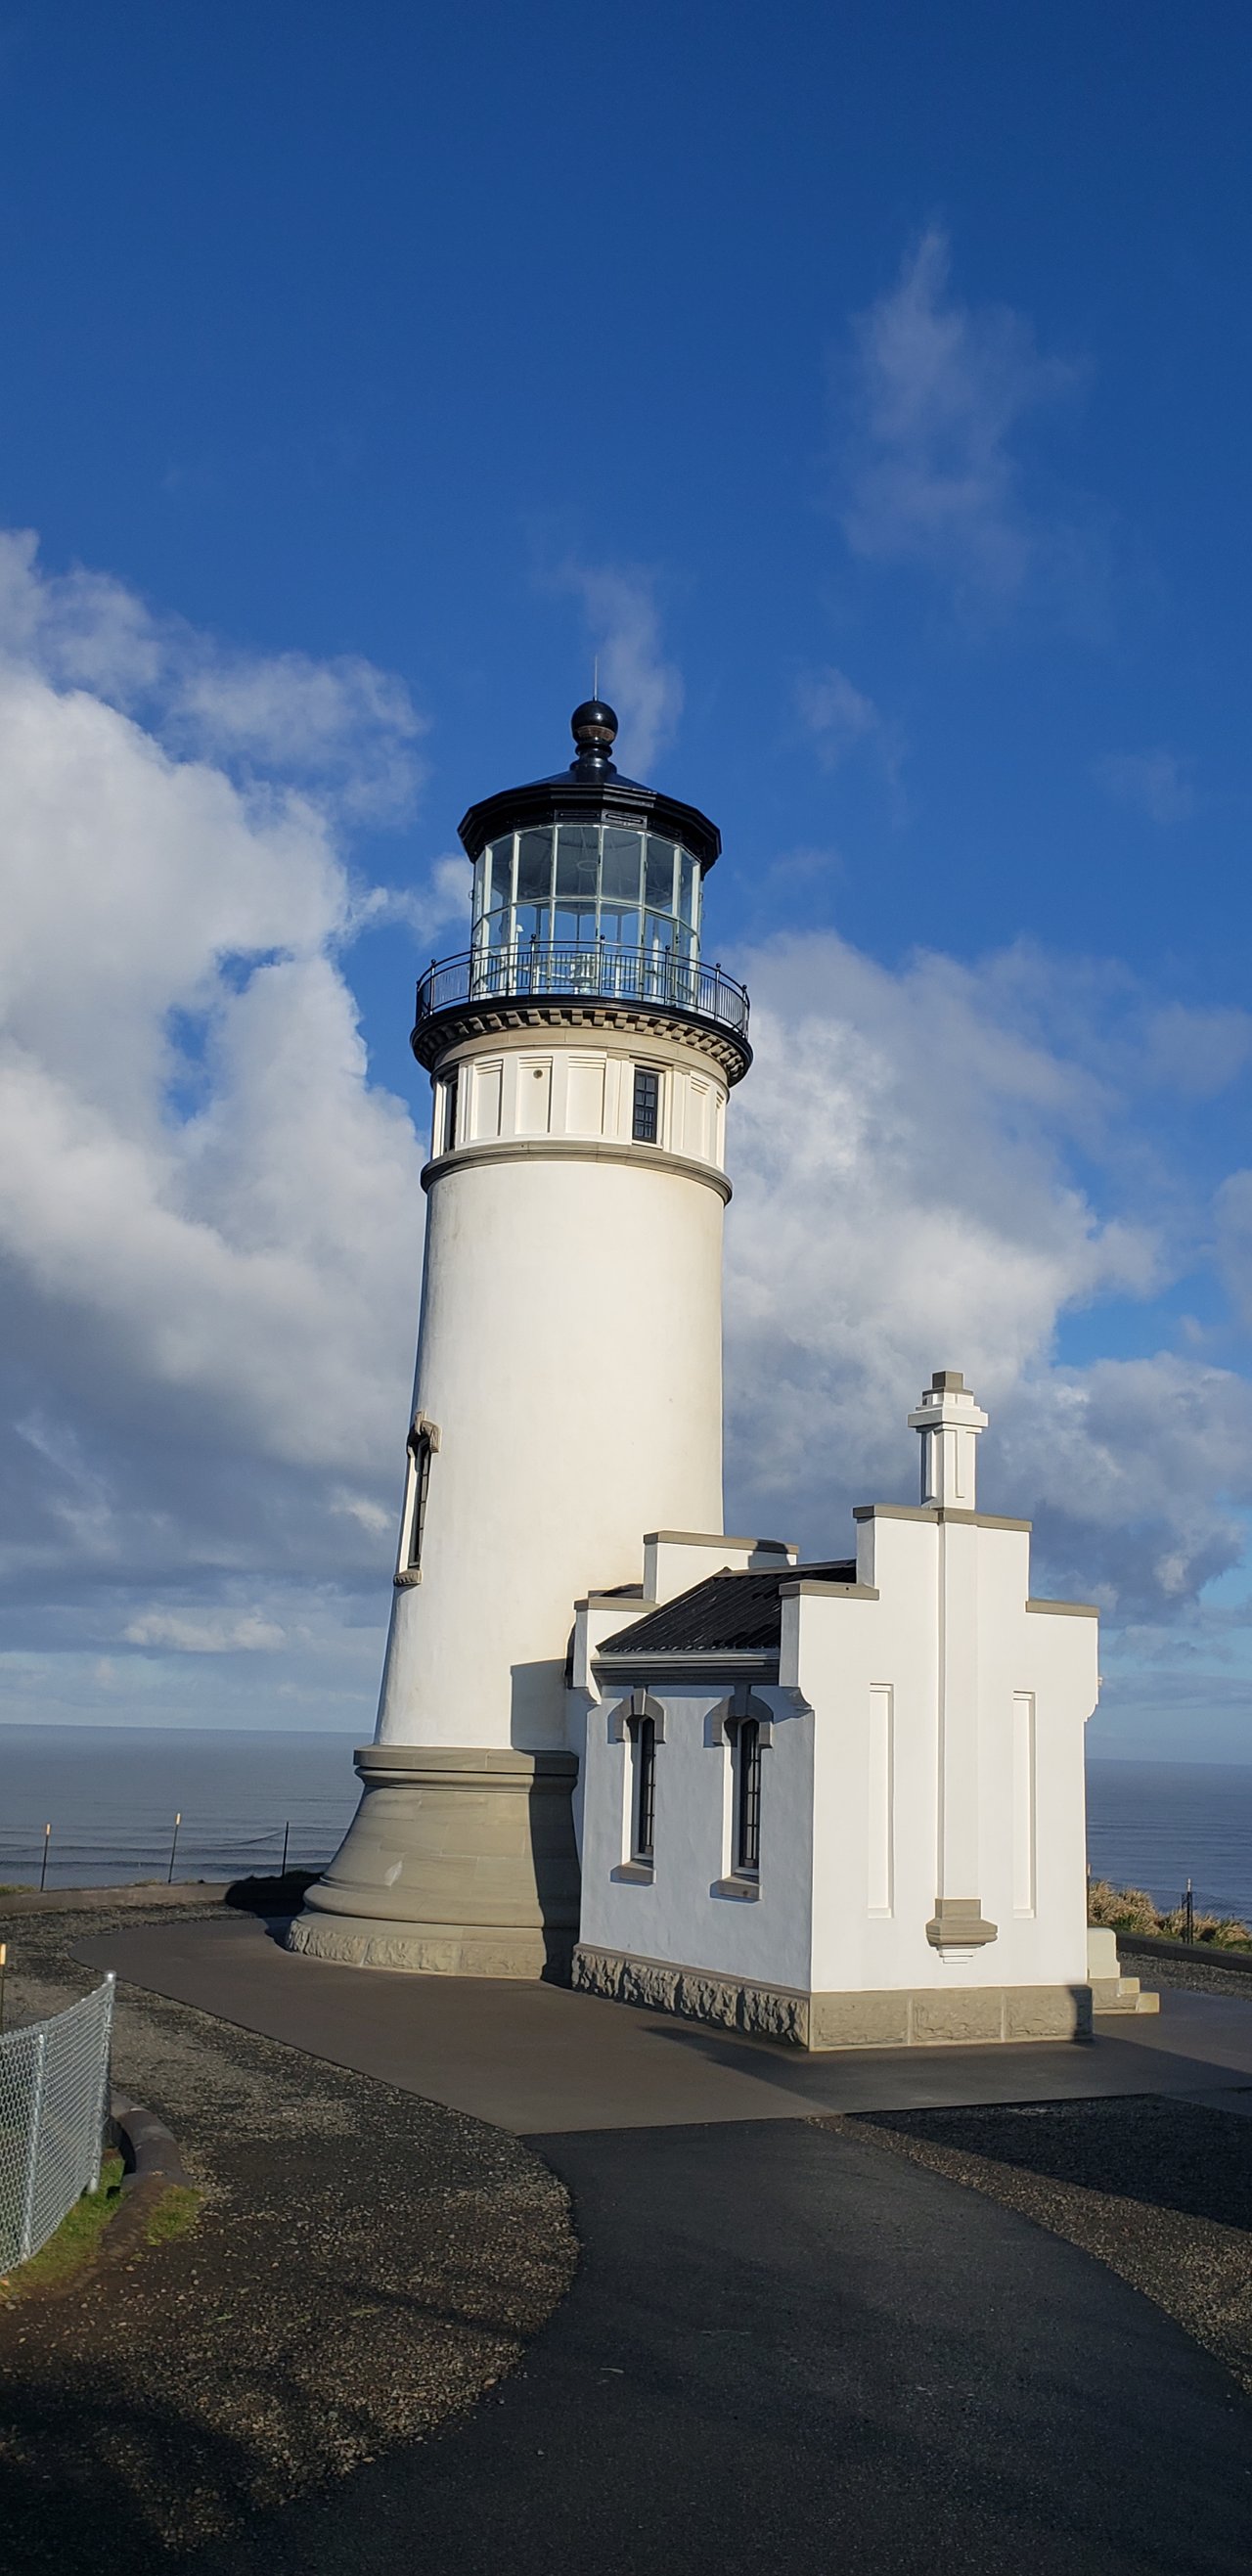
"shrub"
1091,1883,1252,1947
1087,1879,1161,1934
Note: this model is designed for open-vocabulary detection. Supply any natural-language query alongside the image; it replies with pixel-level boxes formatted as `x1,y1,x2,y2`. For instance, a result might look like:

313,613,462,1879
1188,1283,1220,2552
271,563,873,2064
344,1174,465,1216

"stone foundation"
288,1743,579,1979
572,1944,1093,2048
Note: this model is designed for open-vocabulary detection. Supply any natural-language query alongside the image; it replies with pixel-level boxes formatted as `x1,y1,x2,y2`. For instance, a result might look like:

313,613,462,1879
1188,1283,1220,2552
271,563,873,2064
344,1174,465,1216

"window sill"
393,1568,423,1590
611,1861,654,1885
712,1874,760,1902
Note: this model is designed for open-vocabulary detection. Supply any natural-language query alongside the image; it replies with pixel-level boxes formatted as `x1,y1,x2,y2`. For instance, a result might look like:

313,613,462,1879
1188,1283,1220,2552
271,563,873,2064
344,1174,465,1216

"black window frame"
439,1066,459,1154
734,1717,762,1876
631,1714,656,1863
405,1428,433,1573
632,1064,660,1144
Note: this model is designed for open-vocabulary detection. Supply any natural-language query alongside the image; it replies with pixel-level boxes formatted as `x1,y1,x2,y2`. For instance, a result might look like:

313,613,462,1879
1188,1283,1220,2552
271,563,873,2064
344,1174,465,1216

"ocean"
0,1729,1250,1923
0,1726,360,1888
1085,1759,1252,1926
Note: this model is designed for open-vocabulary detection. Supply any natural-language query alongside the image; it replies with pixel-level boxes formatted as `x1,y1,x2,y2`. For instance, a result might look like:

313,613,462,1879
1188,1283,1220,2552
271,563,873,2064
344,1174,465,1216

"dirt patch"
0,1901,576,2564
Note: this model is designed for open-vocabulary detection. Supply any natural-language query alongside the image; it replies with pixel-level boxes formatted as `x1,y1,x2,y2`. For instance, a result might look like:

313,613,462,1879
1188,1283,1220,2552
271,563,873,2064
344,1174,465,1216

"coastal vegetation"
1088,1879,1252,1947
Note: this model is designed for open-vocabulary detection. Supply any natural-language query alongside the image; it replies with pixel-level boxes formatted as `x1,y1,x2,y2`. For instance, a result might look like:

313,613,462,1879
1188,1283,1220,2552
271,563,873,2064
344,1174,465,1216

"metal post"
167,1812,182,1883
0,1940,6,2033
19,2026,48,2261
89,1973,115,2193
39,1823,51,1891
281,1819,291,1877
1185,1877,1193,1943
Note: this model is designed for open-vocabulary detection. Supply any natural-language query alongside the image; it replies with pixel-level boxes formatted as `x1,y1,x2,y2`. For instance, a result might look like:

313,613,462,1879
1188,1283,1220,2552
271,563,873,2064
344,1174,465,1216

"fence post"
89,1973,115,2194
19,2027,49,2261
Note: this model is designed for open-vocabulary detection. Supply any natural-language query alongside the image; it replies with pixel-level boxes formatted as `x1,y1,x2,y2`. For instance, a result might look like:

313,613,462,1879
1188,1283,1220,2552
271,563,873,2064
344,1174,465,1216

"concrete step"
1091,1975,1160,2015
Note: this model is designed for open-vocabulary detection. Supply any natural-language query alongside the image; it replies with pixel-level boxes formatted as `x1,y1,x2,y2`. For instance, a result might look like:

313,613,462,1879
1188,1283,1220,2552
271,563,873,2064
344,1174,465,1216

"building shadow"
850,2090,1252,2236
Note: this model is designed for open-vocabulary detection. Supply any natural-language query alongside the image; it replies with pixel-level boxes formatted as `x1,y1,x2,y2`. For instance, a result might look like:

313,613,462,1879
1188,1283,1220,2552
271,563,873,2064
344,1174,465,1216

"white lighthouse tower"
290,700,751,1975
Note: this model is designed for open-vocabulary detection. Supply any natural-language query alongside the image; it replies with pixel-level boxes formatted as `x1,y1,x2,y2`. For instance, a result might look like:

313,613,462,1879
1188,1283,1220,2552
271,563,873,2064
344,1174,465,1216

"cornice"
421,1136,734,1200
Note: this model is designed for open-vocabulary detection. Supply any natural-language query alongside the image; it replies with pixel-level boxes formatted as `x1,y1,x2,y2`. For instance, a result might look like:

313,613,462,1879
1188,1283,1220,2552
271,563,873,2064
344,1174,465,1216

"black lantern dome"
457,700,722,874
412,701,748,1079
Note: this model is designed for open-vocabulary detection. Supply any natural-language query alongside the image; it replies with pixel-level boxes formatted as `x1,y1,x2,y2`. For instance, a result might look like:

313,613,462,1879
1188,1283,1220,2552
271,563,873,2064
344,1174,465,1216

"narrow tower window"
632,1065,660,1144
631,1714,656,1863
734,1718,762,1876
406,1432,432,1572
438,1068,459,1154
396,1416,439,1584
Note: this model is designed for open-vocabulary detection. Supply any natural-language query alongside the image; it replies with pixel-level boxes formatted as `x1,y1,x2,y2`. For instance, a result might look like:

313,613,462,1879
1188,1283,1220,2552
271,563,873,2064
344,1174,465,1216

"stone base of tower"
287,1742,580,1979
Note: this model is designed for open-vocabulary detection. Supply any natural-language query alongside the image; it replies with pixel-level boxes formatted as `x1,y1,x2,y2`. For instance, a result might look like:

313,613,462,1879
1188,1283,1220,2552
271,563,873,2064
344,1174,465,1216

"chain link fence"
0,1975,115,2270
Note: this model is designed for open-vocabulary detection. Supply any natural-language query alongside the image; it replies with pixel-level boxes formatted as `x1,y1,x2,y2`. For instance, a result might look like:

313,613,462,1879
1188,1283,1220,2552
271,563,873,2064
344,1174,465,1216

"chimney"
907,1369,989,1511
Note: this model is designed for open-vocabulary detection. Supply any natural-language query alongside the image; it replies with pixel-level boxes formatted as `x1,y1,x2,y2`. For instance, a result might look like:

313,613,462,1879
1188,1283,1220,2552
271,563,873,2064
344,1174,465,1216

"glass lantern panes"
470,821,702,1001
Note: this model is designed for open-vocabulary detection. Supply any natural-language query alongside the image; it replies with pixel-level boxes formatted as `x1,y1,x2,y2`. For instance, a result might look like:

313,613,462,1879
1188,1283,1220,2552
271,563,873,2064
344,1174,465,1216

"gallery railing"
414,944,751,1039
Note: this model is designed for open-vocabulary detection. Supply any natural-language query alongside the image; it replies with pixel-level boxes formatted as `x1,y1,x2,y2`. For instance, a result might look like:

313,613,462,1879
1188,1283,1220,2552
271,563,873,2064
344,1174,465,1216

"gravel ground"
0,1901,576,2566
830,2094,1252,2401
1122,1949,1252,2000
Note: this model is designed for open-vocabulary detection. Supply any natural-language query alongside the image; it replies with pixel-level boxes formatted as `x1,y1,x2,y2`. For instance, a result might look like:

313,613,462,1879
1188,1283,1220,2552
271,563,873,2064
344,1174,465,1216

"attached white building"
291,702,1104,2047
571,1374,1098,2048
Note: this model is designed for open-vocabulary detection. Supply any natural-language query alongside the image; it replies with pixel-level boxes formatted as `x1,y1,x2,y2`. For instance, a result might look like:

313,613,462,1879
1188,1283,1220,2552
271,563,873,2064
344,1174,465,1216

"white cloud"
1096,749,1195,825
0,528,425,821
1214,1170,1252,1333
0,533,432,1721
556,561,683,776
354,854,469,948
723,931,1252,1629
124,1608,287,1653
839,228,1081,607
795,664,906,813
796,666,880,767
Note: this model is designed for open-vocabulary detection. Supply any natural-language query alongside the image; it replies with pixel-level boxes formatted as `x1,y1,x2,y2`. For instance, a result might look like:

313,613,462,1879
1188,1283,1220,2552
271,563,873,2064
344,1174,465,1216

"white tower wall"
378,1030,728,1754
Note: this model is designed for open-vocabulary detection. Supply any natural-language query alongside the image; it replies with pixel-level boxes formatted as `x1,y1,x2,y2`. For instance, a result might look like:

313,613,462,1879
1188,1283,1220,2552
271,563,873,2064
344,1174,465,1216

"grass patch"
145,2184,201,2246
0,2150,125,2302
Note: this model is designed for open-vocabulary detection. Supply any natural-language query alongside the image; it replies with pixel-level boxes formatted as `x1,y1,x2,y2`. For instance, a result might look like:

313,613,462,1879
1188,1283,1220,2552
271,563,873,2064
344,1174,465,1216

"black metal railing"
414,943,750,1038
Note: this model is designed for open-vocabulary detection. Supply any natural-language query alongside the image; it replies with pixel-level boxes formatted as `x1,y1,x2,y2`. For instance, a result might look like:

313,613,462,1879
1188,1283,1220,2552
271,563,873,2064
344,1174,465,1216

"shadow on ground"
840,2094,1252,2395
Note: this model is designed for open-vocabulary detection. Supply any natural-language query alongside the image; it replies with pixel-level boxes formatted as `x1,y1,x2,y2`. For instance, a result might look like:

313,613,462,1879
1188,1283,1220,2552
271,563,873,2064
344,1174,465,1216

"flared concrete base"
573,1945,1094,2049
288,1742,580,1979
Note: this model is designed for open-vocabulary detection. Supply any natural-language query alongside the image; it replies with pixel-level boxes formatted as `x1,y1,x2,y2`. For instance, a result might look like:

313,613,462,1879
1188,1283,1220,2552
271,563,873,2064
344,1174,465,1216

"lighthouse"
290,700,752,1975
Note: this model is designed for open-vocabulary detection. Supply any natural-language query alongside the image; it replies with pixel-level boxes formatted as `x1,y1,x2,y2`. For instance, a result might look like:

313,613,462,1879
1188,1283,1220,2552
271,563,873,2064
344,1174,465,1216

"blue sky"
0,1,1250,1754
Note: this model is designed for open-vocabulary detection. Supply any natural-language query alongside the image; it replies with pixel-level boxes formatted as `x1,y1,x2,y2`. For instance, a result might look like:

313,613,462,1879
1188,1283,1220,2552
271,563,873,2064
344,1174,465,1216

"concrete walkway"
73,1915,1252,2574
76,1910,1252,2132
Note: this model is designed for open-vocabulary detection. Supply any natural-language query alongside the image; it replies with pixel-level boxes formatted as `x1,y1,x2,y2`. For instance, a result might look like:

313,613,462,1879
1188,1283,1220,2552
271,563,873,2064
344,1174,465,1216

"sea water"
0,1727,1250,1920
1086,1759,1252,1925
0,1725,360,1887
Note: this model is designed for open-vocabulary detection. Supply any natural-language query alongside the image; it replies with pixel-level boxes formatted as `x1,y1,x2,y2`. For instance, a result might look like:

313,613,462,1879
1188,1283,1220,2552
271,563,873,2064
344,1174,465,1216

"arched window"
396,1416,440,1586
733,1716,762,1876
631,1713,656,1864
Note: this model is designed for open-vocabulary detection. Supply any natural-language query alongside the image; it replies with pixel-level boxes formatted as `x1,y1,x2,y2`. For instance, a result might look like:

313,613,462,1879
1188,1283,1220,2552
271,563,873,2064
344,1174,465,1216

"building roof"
597,1560,858,1659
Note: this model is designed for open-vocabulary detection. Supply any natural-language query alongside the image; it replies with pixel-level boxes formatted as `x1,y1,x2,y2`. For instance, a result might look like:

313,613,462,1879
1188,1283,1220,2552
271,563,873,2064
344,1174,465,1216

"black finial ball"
570,698,618,751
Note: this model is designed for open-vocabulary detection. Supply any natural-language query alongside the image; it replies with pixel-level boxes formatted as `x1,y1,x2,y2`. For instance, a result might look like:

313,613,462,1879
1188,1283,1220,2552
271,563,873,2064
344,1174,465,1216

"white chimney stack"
908,1369,989,1511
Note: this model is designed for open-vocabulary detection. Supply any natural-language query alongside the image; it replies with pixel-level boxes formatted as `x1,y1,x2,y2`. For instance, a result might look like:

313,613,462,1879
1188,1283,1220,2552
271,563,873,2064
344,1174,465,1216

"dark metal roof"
597,1561,858,1658
458,700,722,875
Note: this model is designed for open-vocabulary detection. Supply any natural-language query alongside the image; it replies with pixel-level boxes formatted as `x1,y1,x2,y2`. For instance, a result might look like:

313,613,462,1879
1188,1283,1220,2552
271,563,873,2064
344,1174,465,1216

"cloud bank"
724,933,1252,1742
0,534,441,1727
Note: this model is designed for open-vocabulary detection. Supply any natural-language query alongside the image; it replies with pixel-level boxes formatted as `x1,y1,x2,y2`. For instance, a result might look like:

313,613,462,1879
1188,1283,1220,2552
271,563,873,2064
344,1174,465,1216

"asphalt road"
191,2115,1252,2576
